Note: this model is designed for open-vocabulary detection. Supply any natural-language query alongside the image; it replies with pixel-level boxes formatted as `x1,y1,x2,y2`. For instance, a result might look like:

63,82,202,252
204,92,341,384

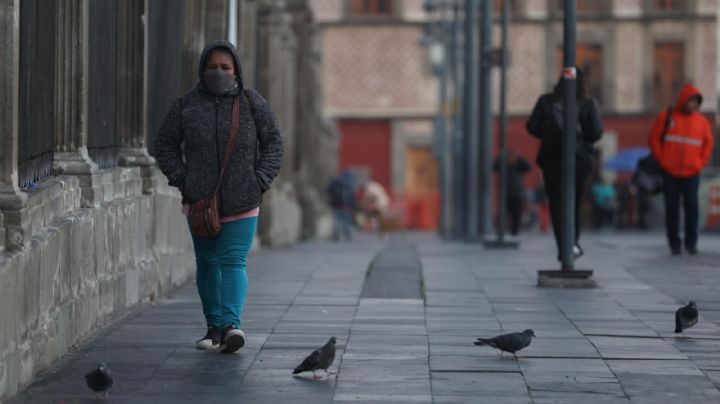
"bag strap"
243,89,256,118
660,106,672,143
213,96,241,196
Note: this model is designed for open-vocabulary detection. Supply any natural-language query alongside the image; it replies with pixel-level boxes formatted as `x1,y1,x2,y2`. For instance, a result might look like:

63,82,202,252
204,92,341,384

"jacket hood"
674,84,702,111
198,40,244,93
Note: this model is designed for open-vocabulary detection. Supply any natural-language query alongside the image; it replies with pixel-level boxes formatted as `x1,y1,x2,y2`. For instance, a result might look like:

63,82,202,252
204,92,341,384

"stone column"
238,0,258,88
206,0,228,41
53,0,98,176
258,1,297,180
182,0,207,89
0,0,27,249
117,0,153,167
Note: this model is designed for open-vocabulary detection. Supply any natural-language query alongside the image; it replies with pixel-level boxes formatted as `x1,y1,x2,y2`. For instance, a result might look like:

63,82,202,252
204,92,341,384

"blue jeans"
332,209,353,241
663,173,699,250
191,217,257,328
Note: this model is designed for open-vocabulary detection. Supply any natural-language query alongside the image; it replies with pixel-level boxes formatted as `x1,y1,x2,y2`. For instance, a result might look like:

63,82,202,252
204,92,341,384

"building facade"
0,0,334,399
311,0,717,230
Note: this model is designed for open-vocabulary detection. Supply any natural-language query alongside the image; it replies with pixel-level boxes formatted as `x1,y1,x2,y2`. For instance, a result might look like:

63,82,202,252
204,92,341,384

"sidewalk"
9,231,720,403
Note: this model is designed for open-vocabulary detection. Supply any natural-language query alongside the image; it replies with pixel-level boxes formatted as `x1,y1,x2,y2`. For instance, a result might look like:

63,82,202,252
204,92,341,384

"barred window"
87,0,120,168
18,0,57,188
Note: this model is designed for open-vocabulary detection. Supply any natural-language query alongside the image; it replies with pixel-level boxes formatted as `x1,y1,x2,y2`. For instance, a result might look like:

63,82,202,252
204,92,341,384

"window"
650,0,686,10
349,0,394,16
554,0,611,14
494,0,517,14
557,44,604,106
653,43,684,110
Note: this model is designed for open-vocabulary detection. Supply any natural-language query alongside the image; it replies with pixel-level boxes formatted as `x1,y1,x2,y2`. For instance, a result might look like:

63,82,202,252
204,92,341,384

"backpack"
632,106,672,194
328,179,348,207
541,98,590,165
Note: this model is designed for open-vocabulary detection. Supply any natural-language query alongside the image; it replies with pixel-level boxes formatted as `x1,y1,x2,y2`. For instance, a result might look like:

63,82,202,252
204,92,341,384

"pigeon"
292,337,337,378
474,329,535,358
674,301,698,336
85,363,113,399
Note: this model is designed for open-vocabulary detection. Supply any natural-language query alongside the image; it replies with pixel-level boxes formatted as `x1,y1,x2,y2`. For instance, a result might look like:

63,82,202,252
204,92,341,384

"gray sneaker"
573,244,584,260
219,325,246,353
196,326,221,350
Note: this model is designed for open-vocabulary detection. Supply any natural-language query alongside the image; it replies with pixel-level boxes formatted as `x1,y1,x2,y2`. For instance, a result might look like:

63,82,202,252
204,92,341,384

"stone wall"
0,0,336,400
0,168,194,399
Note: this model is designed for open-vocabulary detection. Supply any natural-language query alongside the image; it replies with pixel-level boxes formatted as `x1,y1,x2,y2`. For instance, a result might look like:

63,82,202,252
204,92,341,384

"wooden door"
653,43,684,110
557,44,603,105
405,146,439,230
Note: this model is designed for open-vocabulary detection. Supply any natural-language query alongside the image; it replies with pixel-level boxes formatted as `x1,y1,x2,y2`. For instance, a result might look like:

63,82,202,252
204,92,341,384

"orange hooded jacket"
648,84,714,178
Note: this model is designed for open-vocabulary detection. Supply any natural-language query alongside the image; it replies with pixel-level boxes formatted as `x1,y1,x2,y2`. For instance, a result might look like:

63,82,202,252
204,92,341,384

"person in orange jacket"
648,83,714,255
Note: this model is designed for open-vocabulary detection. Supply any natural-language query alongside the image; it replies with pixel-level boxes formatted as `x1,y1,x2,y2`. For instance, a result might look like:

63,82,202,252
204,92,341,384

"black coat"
526,94,603,169
155,40,283,216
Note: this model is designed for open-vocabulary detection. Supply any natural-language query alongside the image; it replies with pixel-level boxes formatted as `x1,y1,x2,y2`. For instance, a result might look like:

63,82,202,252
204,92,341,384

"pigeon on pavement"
293,337,337,378
85,363,114,399
675,301,698,336
474,329,535,358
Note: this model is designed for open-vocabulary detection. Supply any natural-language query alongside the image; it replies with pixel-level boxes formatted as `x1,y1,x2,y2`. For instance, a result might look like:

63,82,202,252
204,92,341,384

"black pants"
542,163,590,257
662,173,699,250
507,198,524,236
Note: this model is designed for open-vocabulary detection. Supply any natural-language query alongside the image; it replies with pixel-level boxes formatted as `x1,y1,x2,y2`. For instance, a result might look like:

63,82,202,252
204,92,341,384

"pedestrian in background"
526,68,603,261
155,40,283,353
327,170,356,241
591,177,616,228
648,83,714,255
360,179,390,236
534,180,551,233
493,150,531,236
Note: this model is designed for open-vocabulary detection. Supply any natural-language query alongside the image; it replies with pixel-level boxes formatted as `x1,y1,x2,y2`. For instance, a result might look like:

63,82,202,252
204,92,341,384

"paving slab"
10,232,720,403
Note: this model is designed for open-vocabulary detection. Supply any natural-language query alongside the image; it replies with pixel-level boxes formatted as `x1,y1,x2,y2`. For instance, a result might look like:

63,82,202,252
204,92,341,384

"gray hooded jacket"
155,40,283,216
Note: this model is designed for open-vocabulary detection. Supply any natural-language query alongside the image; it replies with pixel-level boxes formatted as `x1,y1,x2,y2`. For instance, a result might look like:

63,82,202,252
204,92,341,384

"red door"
338,120,392,193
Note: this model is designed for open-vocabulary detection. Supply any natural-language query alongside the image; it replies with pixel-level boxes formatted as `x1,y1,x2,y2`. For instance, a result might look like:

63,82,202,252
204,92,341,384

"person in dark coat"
327,170,356,241
526,68,603,261
493,150,531,236
155,40,283,353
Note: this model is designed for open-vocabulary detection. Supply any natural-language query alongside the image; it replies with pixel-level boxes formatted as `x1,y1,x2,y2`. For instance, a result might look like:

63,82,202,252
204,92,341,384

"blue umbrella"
603,147,650,172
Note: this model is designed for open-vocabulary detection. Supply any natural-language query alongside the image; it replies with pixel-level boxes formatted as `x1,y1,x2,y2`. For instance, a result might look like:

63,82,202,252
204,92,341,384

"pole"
497,0,508,242
561,0,577,271
451,1,464,238
464,0,480,241
478,0,492,240
439,3,452,237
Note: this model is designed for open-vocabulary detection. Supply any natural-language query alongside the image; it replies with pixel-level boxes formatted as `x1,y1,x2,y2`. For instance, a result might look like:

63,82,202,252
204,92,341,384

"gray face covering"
203,69,237,96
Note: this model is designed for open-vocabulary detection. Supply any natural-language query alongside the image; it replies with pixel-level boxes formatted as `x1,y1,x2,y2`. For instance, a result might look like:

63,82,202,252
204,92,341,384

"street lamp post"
451,1,465,239
424,0,453,238
484,0,518,249
477,0,491,242
464,0,480,241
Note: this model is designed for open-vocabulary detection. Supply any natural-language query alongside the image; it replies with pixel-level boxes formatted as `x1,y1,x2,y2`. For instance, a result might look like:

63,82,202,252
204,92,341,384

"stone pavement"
8,230,720,403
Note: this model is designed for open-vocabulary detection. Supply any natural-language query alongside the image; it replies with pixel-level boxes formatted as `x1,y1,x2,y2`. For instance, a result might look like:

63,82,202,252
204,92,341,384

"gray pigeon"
293,337,337,378
85,363,113,399
675,301,698,335
474,329,535,358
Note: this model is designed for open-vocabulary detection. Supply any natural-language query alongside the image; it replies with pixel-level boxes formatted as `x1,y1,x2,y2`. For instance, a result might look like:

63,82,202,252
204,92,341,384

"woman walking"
155,40,283,353
526,68,603,261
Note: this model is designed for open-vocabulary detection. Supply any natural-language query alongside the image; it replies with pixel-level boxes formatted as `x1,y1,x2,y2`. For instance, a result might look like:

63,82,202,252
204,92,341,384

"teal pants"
191,217,258,329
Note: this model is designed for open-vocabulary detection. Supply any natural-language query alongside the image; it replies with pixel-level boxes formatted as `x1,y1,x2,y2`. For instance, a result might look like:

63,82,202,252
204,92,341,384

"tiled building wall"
322,25,438,117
